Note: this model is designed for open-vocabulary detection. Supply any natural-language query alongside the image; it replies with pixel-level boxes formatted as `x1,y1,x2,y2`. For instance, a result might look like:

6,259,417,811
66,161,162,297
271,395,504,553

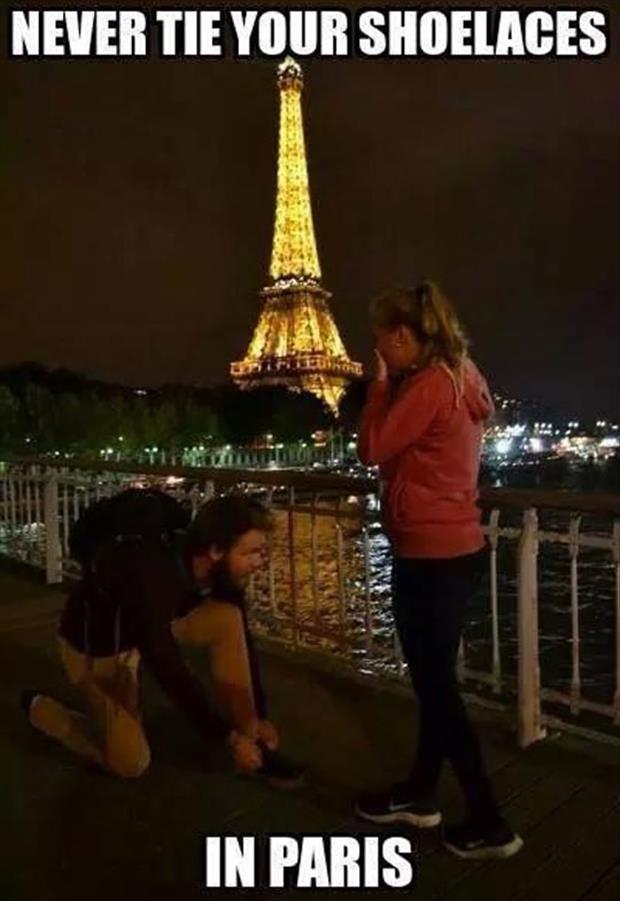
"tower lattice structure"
231,58,362,413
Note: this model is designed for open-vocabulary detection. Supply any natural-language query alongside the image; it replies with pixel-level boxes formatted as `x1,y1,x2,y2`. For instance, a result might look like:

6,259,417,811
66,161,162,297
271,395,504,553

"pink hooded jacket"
357,358,494,559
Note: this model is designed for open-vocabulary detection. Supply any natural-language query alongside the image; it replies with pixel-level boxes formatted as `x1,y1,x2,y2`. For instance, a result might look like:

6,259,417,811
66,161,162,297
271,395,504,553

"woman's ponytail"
417,281,441,340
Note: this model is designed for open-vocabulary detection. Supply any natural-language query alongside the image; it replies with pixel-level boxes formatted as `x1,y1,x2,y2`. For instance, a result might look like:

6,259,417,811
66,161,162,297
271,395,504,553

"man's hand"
256,719,280,750
374,348,389,382
227,730,262,773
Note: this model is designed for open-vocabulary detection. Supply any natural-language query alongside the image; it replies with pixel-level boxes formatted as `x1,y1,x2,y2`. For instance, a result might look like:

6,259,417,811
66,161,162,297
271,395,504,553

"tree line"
0,363,367,457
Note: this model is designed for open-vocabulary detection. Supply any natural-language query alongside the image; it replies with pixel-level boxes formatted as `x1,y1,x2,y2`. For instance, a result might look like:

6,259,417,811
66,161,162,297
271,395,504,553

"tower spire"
270,57,321,285
231,59,362,414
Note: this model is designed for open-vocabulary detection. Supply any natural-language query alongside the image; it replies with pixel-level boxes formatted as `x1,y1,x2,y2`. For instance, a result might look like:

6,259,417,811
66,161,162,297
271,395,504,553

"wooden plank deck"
1,562,619,901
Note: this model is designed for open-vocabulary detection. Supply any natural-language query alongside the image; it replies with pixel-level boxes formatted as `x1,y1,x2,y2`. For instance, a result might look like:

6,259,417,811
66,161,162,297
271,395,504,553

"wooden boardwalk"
1,562,619,901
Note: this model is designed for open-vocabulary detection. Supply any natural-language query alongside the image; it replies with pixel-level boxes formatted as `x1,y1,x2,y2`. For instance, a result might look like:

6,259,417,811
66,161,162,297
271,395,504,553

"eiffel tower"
231,58,362,414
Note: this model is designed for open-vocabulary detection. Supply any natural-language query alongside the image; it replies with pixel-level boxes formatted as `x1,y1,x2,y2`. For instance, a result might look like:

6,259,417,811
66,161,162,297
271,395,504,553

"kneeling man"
22,493,301,785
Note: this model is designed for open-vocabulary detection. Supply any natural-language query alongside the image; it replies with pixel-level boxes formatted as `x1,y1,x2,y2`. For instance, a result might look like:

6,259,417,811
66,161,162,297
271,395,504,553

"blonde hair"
369,280,469,370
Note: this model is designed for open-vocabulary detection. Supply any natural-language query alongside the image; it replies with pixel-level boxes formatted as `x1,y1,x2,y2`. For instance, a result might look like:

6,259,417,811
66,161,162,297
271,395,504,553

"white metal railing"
1,458,619,747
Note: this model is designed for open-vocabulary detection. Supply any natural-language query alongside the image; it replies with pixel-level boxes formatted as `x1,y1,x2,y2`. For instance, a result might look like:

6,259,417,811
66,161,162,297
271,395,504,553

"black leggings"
392,548,500,825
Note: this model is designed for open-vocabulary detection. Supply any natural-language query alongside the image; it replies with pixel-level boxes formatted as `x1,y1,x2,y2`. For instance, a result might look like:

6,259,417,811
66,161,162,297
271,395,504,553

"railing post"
517,507,546,747
568,514,582,715
335,498,346,647
43,469,63,584
488,508,502,693
612,520,620,726
287,486,299,647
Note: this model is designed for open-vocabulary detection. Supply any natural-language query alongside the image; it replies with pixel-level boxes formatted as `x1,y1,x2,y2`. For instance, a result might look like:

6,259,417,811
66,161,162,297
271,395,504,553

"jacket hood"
461,358,494,422
438,358,494,422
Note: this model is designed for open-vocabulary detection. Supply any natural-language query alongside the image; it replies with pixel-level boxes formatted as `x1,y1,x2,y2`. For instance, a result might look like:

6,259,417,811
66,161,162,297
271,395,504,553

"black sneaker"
443,818,523,860
355,782,441,828
256,742,305,790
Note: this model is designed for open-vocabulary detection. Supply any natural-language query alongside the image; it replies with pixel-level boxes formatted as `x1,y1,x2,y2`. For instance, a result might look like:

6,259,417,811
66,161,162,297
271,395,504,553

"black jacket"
58,536,267,741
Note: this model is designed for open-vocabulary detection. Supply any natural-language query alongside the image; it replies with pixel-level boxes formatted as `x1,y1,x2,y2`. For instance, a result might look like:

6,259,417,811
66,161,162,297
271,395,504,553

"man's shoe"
355,782,442,828
442,818,524,860
256,743,305,789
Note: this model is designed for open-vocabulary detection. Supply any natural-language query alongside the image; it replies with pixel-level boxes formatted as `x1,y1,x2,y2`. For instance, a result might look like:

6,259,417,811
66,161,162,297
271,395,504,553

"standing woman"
355,281,522,860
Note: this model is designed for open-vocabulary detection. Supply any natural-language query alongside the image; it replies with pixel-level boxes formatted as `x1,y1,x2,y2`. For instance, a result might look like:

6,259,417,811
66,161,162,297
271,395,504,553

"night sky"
1,2,618,419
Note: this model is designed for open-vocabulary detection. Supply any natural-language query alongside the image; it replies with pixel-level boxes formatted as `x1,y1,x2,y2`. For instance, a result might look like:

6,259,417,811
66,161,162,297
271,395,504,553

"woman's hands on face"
374,348,389,382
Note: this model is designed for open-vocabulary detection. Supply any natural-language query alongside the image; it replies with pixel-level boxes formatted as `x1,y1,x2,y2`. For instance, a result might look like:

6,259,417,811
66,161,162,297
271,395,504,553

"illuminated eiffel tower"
231,58,362,413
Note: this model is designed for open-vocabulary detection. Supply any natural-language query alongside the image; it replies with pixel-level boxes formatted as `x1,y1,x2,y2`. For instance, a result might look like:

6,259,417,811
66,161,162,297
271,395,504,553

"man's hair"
187,493,273,555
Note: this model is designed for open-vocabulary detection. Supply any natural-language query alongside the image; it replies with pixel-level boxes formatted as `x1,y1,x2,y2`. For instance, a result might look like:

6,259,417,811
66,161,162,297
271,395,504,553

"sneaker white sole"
355,805,442,829
443,834,524,860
